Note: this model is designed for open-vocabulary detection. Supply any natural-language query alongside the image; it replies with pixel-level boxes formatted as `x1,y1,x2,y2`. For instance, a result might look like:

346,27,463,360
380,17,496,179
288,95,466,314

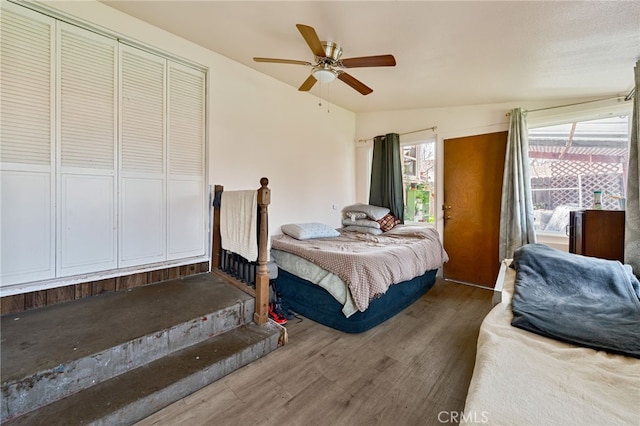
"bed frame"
211,178,270,325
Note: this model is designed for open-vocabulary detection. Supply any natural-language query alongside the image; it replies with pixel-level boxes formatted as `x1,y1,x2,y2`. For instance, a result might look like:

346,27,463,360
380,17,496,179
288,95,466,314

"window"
528,115,629,233
402,141,436,223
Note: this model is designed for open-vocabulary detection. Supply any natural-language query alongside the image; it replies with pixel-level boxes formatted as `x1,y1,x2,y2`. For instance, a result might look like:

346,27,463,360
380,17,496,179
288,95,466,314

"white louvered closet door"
0,4,55,286
119,46,167,267
57,23,118,276
167,63,206,260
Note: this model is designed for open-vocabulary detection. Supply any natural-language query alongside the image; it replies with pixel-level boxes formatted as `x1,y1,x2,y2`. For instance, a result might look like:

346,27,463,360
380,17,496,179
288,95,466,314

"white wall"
42,0,356,234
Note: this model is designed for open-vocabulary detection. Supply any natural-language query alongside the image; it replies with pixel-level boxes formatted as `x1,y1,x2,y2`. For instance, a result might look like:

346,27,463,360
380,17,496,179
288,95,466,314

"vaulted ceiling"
102,1,640,113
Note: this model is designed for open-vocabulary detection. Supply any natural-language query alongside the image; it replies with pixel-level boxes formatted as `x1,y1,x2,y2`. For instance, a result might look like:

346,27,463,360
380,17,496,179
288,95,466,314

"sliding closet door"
1,2,208,289
167,63,206,260
119,46,167,267
57,23,118,276
0,4,56,286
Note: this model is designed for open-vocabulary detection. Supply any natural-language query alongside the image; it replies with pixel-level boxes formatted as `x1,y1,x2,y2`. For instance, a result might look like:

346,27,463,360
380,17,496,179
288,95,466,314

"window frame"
401,137,437,225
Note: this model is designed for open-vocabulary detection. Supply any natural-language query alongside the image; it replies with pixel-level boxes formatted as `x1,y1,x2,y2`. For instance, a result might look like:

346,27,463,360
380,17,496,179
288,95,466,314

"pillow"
341,203,390,220
376,213,401,232
343,211,368,221
281,223,340,240
343,225,383,235
341,217,381,228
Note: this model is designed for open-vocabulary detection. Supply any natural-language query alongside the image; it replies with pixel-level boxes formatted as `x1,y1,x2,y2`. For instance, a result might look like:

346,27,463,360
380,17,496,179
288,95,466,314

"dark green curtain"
369,133,404,222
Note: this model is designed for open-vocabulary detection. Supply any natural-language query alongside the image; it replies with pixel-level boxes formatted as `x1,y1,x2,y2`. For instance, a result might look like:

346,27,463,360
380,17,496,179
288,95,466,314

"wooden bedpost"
211,179,271,326
211,184,224,269
254,177,271,325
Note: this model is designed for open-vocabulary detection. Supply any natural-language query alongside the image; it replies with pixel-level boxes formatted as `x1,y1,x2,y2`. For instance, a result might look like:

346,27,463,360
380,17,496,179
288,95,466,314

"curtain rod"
505,95,631,116
357,125,437,143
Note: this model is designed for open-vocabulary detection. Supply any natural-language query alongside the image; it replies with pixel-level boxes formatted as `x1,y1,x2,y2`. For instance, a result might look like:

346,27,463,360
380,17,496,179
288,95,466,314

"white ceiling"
101,1,640,113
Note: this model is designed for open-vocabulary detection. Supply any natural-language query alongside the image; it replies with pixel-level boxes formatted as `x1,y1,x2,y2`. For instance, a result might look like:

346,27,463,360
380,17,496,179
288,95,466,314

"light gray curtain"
499,108,537,260
369,133,404,221
625,60,640,277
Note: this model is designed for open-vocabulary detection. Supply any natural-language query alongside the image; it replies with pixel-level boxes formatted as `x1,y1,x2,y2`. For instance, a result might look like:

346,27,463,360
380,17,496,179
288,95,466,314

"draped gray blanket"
511,244,640,358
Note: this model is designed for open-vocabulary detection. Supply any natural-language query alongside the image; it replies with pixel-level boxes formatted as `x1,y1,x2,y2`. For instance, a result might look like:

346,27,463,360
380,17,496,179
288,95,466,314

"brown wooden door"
443,131,507,288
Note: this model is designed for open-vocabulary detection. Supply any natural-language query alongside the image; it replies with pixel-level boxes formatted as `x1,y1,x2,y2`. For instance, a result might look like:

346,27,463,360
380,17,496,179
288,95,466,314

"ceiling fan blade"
253,57,312,66
296,24,325,57
340,55,396,68
337,72,373,95
298,74,317,91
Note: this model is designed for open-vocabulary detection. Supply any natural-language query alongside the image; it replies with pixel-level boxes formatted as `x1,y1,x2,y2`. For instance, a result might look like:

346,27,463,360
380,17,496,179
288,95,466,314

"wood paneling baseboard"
0,262,209,316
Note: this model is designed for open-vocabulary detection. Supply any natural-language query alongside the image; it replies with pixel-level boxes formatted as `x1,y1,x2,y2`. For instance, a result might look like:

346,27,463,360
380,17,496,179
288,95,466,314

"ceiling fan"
253,24,396,95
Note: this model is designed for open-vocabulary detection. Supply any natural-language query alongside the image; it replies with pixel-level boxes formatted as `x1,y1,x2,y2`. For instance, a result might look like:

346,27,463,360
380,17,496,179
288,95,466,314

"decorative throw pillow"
343,225,383,235
376,213,401,232
281,223,340,240
341,203,390,220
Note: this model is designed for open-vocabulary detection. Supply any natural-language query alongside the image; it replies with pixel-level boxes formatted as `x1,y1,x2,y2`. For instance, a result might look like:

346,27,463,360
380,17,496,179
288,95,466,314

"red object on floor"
268,303,287,325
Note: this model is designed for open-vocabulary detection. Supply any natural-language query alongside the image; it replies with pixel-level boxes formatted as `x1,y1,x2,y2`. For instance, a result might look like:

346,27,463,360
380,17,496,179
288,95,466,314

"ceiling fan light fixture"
255,24,395,95
312,67,337,83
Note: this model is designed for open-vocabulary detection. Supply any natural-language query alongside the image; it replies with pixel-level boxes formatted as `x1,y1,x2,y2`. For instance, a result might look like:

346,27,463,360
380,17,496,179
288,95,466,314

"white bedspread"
462,261,640,425
220,190,257,262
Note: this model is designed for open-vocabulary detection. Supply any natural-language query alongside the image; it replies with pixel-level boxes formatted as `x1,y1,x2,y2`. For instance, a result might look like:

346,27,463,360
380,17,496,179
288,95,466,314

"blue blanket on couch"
511,244,640,358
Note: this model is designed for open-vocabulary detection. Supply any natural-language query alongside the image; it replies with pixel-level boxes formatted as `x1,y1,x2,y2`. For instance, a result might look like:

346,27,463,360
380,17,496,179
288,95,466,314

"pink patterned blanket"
271,225,449,312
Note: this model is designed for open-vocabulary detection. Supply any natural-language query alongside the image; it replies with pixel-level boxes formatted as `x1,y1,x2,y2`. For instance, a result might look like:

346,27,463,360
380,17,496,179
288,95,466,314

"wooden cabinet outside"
569,210,625,262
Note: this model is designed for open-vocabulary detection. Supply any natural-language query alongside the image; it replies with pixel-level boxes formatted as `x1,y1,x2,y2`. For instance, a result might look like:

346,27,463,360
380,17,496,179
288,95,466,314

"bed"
270,222,449,333
462,244,640,425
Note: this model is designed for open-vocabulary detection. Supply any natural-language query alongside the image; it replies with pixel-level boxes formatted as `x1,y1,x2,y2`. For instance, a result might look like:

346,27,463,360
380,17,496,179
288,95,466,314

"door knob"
443,205,452,210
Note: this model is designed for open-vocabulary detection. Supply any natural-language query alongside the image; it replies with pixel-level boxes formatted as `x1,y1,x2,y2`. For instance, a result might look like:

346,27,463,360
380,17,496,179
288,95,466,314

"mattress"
462,260,640,425
270,225,448,312
273,267,438,333
270,225,447,333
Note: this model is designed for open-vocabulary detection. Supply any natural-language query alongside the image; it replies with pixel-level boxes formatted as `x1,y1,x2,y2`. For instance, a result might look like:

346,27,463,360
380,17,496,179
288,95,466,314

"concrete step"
1,273,273,422
3,322,282,426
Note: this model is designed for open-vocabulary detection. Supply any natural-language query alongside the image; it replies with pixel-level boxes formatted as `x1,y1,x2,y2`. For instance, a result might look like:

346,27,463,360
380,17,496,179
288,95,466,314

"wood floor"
136,279,493,426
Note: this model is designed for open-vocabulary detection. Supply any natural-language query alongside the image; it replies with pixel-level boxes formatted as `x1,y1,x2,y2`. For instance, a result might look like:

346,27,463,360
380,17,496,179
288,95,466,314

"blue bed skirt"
273,268,438,333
